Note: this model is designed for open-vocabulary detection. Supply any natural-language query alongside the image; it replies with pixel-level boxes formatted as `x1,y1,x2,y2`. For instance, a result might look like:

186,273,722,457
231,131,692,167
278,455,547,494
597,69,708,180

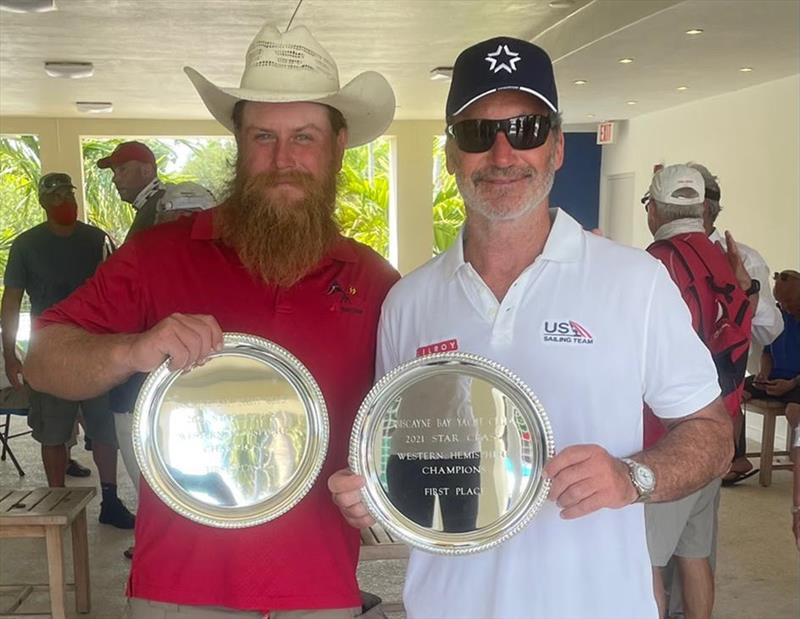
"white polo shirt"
709,228,783,373
376,209,720,619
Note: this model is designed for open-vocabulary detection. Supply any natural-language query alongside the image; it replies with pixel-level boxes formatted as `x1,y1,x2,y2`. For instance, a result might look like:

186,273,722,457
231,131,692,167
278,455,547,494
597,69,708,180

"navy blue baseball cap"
446,37,559,119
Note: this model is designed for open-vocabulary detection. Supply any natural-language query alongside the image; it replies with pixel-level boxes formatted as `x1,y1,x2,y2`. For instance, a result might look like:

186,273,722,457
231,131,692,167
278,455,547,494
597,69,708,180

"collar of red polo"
191,207,357,263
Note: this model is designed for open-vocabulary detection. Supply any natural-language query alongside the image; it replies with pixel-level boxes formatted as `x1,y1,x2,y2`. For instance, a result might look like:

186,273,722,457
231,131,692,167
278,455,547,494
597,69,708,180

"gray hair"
651,198,704,222
687,162,722,222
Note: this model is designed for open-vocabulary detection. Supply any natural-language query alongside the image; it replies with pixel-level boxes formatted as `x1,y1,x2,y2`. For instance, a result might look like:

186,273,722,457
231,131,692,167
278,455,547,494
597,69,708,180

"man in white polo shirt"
329,37,732,618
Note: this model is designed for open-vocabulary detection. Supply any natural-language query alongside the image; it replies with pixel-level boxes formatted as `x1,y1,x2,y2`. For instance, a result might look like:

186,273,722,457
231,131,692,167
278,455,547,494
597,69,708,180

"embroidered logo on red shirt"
416,338,459,357
327,280,363,314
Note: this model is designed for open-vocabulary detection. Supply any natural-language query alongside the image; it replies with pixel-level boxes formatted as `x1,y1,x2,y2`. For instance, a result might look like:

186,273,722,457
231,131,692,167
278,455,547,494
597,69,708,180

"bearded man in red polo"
24,23,398,619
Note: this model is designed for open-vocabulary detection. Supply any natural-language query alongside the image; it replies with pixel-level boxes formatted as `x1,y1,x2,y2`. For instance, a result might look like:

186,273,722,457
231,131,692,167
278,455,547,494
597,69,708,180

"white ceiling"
0,0,798,126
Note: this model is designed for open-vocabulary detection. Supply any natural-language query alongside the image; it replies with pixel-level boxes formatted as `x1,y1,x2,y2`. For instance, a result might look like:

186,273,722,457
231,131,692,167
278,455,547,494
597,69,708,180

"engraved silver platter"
350,352,554,555
133,332,328,528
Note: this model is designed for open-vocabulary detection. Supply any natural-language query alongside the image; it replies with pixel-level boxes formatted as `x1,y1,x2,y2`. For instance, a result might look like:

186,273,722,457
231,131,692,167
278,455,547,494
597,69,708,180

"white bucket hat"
184,24,395,147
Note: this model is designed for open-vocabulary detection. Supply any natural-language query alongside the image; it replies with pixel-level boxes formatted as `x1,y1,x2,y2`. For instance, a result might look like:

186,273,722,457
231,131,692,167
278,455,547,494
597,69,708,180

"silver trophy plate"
133,333,328,528
350,352,554,555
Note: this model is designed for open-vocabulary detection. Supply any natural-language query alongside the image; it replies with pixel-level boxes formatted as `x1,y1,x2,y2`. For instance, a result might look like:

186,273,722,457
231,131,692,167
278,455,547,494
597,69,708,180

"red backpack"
649,235,753,416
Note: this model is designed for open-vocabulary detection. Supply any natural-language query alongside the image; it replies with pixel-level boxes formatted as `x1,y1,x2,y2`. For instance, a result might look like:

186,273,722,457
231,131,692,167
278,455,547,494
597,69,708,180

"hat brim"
184,67,395,147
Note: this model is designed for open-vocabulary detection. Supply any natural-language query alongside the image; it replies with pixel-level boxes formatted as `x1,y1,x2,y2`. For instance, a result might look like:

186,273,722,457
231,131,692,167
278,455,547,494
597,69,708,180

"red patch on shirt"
416,338,459,357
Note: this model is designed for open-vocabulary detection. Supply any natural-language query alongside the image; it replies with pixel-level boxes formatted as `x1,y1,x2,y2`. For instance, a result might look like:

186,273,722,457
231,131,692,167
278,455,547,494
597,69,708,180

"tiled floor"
1,415,797,618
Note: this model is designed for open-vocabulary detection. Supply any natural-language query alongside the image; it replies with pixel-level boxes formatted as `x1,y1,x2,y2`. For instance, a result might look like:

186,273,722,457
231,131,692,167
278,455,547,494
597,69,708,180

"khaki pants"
126,598,362,619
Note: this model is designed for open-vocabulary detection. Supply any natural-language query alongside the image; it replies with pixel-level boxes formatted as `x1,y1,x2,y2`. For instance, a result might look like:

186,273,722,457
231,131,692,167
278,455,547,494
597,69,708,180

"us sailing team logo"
542,320,594,345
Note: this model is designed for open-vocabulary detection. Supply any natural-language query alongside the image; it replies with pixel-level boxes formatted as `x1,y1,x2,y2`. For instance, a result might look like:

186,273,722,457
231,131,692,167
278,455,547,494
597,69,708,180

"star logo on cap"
485,44,521,74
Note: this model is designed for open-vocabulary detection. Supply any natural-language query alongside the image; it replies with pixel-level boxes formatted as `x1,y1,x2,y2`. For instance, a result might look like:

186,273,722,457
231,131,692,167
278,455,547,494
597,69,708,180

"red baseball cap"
97,141,156,169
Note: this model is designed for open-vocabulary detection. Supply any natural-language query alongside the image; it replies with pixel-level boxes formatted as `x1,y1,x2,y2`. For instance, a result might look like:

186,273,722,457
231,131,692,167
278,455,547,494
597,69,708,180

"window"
81,136,393,258
336,137,392,258
432,135,464,255
0,134,42,310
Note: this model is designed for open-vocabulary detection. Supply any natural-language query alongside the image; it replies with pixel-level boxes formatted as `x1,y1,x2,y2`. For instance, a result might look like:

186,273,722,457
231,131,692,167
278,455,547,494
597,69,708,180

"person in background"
745,270,800,406
0,172,134,528
98,141,165,242
691,162,784,486
642,164,753,619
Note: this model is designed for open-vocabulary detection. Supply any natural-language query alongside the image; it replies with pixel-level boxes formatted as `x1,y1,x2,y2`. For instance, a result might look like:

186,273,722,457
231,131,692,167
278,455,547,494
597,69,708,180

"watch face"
636,466,655,490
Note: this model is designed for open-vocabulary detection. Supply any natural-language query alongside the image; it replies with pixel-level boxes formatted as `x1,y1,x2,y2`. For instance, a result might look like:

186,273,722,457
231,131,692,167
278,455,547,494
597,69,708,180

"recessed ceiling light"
739,66,754,72
573,79,588,85
677,86,689,91
626,100,638,105
586,114,595,118
429,66,453,81
0,0,55,12
76,101,113,114
618,57,634,64
685,28,704,35
45,61,94,79
548,0,575,8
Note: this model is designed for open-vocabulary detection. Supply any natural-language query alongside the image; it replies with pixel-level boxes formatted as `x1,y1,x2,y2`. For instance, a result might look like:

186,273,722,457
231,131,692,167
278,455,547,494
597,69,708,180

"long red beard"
218,169,339,287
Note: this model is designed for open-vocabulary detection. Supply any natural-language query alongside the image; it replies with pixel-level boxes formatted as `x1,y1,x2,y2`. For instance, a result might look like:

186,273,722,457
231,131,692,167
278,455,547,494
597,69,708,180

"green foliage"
177,138,237,200
336,139,391,258
0,135,43,303
432,136,465,255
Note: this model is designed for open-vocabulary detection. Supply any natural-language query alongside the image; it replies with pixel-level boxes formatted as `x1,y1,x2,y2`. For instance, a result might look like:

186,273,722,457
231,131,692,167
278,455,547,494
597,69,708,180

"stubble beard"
219,167,340,287
455,145,558,222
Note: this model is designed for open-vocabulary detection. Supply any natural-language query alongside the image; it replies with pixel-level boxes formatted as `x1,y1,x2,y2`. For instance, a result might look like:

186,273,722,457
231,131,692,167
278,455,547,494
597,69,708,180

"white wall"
599,74,800,273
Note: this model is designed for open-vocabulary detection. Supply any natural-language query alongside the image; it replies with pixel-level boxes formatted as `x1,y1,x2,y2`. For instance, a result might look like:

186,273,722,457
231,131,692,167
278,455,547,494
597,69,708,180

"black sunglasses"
446,114,552,153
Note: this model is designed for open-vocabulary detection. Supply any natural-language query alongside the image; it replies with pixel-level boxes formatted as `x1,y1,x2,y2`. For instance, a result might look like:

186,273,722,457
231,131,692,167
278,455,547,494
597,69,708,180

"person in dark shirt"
746,270,800,404
0,172,134,528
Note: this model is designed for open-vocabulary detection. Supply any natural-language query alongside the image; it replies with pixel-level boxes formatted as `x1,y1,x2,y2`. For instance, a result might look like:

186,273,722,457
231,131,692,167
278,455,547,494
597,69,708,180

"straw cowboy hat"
184,24,396,147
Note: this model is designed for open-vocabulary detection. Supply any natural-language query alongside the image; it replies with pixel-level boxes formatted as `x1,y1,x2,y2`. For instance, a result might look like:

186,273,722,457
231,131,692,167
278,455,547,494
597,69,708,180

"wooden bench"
745,399,792,487
359,524,409,613
0,487,95,619
360,523,410,561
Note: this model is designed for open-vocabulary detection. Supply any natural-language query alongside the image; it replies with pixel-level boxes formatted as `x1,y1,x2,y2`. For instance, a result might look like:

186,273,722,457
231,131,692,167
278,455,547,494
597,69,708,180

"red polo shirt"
39,209,399,612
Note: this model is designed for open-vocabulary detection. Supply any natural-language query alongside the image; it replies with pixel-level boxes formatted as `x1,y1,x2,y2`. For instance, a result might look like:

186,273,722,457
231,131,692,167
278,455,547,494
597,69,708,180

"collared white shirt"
377,209,720,619
132,177,163,211
709,228,783,371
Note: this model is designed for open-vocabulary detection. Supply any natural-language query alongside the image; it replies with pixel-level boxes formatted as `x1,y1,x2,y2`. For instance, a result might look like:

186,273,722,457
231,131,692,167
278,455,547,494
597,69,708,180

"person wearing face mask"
0,172,135,529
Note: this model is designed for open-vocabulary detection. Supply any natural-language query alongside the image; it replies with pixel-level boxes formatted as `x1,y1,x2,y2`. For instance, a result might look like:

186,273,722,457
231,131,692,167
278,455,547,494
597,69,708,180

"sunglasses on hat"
40,173,73,190
446,114,552,153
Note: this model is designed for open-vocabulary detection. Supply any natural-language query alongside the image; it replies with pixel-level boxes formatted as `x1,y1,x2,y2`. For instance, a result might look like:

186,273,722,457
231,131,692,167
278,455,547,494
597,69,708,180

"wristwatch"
744,278,761,297
621,458,656,503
